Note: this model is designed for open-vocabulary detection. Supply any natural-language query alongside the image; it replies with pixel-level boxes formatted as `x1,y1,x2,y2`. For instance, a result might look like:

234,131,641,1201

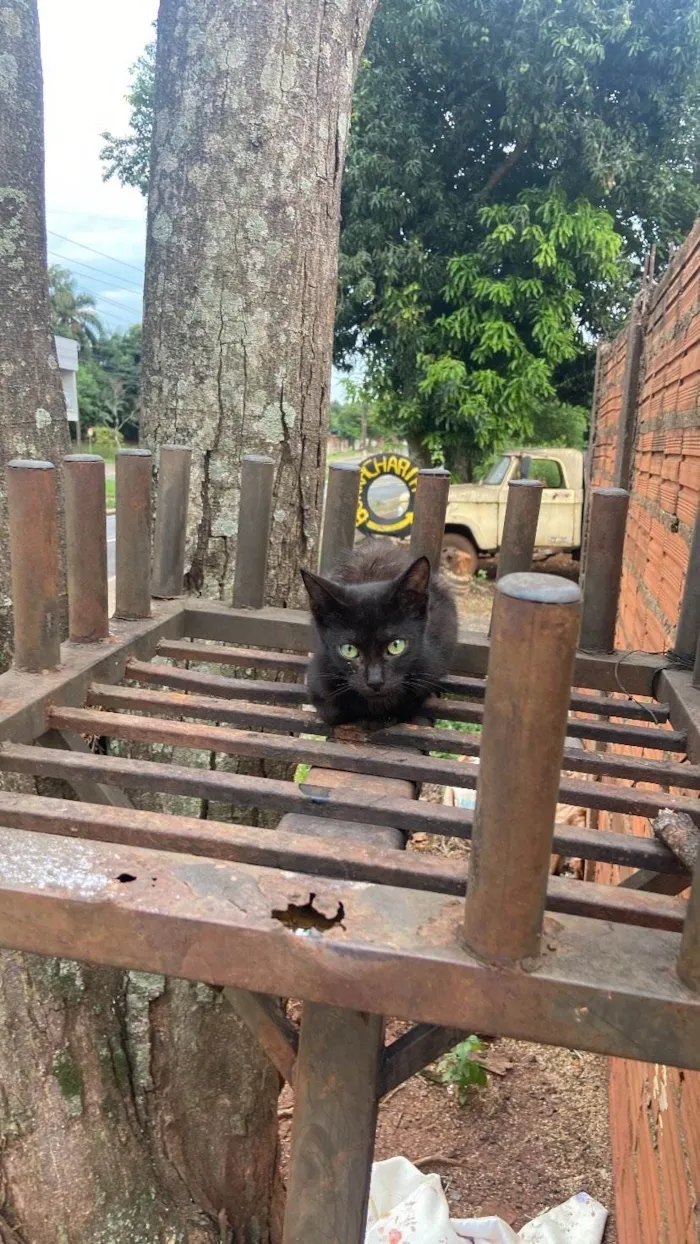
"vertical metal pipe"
115,449,152,620
410,467,451,571
463,572,581,967
6,459,61,671
319,462,360,575
63,454,109,642
579,487,629,652
232,454,275,609
496,479,544,580
678,867,700,992
151,445,192,599
675,505,700,661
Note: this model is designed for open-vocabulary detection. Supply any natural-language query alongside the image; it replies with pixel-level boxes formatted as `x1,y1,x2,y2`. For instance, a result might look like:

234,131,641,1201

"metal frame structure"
0,451,698,1242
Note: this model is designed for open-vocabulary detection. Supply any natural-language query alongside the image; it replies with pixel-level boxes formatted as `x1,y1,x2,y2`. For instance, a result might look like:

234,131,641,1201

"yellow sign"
355,453,419,536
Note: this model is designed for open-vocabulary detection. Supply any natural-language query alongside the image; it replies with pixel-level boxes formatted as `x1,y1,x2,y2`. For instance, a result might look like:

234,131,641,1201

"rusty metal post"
579,487,629,652
496,479,544,580
63,455,109,642
319,462,360,575
151,445,191,599
232,454,275,609
678,869,700,992
115,449,152,620
410,467,451,571
675,506,700,662
464,572,581,967
6,459,61,672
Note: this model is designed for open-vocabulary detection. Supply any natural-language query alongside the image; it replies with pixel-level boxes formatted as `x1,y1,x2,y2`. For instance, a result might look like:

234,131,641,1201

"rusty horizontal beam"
660,668,700,763
124,658,681,751
0,744,691,869
48,705,700,828
184,601,668,695
0,827,697,1069
157,641,672,723
84,684,698,794
0,789,686,930
0,602,186,746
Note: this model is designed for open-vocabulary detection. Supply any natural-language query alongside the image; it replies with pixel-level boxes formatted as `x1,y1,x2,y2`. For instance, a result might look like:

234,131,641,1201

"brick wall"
589,220,700,1242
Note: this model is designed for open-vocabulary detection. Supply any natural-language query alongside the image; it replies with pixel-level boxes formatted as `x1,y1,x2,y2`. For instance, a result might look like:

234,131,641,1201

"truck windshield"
483,455,511,485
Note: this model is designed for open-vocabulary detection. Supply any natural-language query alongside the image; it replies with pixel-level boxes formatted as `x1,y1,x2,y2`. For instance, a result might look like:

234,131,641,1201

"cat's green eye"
386,638,408,656
339,643,359,660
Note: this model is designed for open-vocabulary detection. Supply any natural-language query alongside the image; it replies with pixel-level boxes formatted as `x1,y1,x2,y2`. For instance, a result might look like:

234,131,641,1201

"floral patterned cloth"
366,1158,607,1244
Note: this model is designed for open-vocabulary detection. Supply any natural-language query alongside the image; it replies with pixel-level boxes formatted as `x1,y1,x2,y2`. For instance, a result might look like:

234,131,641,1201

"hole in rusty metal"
271,893,345,932
116,873,137,884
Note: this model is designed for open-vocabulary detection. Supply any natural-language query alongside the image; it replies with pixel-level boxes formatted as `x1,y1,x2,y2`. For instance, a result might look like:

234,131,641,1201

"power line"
48,250,143,293
47,230,144,275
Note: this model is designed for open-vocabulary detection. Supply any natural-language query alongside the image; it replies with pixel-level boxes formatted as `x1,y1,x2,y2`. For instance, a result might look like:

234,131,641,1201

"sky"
39,0,157,333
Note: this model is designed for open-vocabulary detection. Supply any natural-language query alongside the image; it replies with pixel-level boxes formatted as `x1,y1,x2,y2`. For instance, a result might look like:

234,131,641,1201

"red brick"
679,458,700,491
657,1072,693,1244
679,1071,700,1205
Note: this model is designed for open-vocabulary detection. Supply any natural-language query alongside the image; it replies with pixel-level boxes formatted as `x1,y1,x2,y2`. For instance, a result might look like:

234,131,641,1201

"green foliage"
101,39,156,195
49,266,103,349
434,1036,488,1103
338,0,700,474
527,401,589,450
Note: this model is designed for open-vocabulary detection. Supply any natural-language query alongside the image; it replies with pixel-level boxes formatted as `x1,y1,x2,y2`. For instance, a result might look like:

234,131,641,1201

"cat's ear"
391,556,431,603
300,567,347,617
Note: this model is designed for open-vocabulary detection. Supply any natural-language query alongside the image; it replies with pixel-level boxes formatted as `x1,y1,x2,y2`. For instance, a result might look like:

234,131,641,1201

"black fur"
300,541,458,726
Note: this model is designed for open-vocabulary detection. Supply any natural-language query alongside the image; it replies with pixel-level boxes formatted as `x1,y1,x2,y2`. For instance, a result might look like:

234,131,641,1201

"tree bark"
0,0,70,670
141,0,379,606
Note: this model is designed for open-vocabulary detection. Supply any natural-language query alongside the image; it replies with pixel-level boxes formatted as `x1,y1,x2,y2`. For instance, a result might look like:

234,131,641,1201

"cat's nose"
366,665,384,691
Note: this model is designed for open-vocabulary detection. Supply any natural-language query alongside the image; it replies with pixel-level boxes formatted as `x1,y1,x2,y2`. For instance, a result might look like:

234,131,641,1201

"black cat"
300,541,458,726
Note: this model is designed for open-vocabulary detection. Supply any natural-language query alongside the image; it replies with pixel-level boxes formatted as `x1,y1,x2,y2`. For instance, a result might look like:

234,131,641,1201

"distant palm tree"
48,265,103,351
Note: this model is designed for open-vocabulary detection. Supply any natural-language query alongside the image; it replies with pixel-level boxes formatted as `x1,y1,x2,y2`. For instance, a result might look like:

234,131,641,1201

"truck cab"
441,447,584,580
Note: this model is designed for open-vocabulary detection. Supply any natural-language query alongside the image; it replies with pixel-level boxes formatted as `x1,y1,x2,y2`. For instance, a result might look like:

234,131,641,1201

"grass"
105,478,116,510
430,717,481,760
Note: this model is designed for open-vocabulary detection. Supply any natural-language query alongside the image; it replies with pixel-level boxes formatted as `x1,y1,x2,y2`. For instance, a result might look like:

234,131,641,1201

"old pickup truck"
442,447,584,580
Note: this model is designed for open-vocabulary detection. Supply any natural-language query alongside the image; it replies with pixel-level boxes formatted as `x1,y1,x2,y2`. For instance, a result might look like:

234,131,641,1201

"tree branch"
474,141,528,203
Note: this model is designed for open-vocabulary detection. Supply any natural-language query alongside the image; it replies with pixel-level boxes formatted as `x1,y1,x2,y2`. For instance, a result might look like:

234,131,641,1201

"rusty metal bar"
151,445,191,599
579,487,629,652
676,506,700,661
63,454,109,642
50,702,700,825
615,298,644,492
678,870,700,991
232,454,275,609
1,740,693,864
156,639,671,722
0,789,685,925
6,459,61,672
464,573,581,967
319,462,360,575
496,479,544,580
115,449,152,620
0,828,698,1068
184,600,667,696
157,639,309,674
379,1025,464,1097
410,467,451,571
223,988,297,1084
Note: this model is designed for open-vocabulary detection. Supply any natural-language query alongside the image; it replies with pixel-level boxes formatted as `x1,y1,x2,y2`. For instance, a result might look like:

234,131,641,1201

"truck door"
527,457,577,548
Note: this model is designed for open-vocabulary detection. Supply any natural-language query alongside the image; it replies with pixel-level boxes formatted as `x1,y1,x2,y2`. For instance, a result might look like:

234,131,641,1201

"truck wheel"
441,532,478,581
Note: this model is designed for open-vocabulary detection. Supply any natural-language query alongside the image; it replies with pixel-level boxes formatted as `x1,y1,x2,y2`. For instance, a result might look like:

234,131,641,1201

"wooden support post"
6,459,61,672
151,445,191,599
678,867,700,992
319,462,360,574
677,506,700,662
464,572,581,967
579,487,629,652
496,479,544,580
64,454,109,642
115,449,152,620
410,467,451,571
223,988,298,1085
232,455,275,609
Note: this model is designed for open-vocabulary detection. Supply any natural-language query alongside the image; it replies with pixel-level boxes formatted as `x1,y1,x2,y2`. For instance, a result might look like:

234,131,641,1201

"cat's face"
301,557,431,705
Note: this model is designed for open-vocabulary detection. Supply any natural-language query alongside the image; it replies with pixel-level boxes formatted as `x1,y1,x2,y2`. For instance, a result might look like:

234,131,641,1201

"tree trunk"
0,0,70,670
406,434,433,470
443,441,475,482
141,0,379,606
0,7,284,1242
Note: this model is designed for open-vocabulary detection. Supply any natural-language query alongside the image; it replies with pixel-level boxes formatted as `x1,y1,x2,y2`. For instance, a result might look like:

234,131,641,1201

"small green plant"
430,717,481,760
434,1035,487,1103
294,763,312,783
475,569,488,581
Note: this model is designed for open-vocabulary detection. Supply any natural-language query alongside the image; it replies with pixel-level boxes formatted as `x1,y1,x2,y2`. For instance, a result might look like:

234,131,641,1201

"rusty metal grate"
0,450,698,1242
